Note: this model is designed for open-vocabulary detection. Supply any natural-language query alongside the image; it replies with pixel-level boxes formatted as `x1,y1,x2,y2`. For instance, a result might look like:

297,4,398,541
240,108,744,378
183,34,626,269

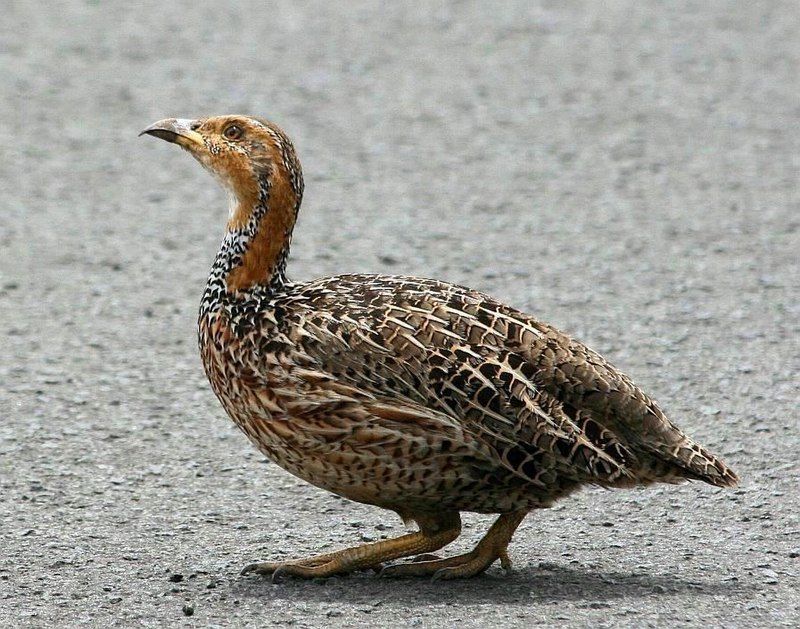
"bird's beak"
139,118,204,150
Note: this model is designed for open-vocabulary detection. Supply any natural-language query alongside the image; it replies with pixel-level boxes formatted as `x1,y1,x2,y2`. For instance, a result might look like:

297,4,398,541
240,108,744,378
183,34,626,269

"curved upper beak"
139,118,204,149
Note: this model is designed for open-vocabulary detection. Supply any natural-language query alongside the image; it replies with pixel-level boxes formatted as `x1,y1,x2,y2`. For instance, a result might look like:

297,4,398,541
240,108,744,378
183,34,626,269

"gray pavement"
1,1,798,626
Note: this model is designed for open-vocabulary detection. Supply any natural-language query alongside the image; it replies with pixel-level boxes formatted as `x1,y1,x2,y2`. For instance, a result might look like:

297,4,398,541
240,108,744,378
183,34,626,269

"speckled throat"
200,134,304,319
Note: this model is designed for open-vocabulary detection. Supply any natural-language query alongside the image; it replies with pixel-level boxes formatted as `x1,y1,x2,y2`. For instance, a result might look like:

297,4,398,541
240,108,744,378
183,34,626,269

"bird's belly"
227,412,572,515
217,386,576,513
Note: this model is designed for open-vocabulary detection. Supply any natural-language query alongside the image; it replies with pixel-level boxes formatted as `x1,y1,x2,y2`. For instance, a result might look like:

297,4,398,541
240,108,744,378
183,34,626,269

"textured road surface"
2,1,799,627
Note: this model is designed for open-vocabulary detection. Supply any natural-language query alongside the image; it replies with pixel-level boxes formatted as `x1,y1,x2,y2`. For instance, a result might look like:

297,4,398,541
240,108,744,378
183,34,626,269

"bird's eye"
223,124,244,141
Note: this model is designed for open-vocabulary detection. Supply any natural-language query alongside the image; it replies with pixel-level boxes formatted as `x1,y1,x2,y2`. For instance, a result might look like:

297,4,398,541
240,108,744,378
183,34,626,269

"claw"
241,561,272,576
271,566,288,583
241,560,285,576
379,564,400,578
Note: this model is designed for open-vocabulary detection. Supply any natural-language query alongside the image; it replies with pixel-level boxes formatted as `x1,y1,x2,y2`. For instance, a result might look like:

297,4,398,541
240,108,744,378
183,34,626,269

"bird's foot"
380,511,526,580
380,543,512,580
242,556,328,578
241,549,360,581
241,513,462,581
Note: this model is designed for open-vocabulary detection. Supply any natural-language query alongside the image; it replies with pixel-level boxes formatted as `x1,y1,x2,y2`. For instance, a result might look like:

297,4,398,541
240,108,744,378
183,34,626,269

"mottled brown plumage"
141,115,738,580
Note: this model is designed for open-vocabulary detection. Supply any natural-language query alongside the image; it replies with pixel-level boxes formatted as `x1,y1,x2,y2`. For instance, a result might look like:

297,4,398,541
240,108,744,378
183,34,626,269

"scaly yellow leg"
381,510,528,580
241,512,462,581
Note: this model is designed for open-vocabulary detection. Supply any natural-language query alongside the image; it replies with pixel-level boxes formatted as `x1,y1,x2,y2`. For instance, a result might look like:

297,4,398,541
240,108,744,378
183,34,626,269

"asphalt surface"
1,1,799,627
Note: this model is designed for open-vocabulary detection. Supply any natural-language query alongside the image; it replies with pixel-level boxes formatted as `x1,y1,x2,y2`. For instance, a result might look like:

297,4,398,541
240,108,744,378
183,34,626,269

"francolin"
141,115,738,580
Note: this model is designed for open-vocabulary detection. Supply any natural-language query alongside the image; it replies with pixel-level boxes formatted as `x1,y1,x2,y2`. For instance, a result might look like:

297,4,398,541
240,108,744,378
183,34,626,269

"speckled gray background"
1,1,798,627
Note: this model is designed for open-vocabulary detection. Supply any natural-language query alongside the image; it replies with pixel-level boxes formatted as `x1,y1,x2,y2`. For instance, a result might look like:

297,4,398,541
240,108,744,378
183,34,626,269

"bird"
140,115,739,581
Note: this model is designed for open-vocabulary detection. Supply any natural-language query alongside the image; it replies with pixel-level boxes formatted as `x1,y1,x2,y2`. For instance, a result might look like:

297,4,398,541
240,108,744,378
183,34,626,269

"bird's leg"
241,512,461,580
381,510,528,580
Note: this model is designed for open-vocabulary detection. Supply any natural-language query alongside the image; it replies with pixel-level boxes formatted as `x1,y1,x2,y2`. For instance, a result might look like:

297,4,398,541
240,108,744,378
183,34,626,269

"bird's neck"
203,171,300,312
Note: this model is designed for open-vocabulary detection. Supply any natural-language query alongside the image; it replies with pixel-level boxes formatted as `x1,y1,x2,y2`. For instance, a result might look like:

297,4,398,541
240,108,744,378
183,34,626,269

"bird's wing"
267,274,639,487
362,274,737,487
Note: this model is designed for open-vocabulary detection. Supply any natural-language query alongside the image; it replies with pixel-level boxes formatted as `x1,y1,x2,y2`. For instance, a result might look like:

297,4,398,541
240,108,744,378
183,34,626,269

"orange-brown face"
142,115,304,289
140,115,300,223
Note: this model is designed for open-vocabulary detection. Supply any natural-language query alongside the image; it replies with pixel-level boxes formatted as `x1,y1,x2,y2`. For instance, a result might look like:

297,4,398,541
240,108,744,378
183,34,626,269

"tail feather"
653,437,739,487
626,400,739,488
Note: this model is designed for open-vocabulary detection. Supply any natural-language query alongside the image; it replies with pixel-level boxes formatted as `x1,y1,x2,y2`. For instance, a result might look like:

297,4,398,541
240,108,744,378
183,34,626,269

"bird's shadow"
229,561,744,607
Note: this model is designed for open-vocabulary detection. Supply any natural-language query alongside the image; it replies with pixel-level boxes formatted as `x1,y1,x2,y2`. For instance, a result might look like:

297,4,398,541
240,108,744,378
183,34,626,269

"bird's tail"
651,433,739,488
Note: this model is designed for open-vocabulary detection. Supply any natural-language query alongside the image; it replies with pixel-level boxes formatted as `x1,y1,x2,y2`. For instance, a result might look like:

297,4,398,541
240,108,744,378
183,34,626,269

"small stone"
168,573,184,583
182,604,194,617
700,406,721,416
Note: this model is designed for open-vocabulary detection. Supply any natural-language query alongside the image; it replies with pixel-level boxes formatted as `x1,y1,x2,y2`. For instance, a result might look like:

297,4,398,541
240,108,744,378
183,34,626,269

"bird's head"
140,115,303,228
